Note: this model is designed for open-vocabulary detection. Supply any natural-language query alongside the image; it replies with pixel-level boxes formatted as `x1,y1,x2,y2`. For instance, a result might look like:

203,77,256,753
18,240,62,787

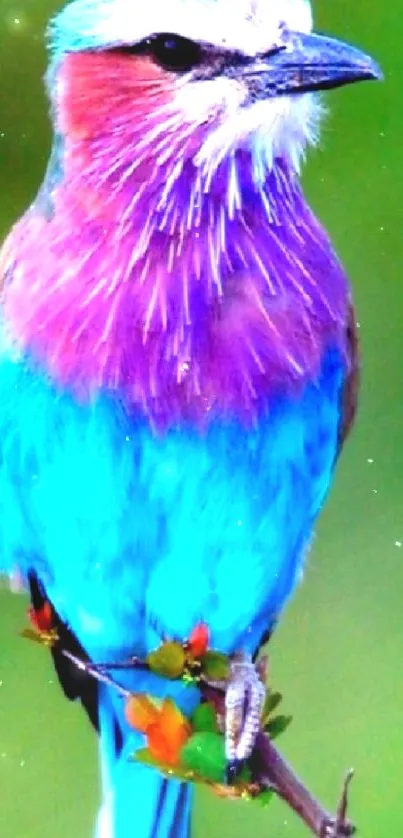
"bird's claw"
224,651,266,784
225,759,243,785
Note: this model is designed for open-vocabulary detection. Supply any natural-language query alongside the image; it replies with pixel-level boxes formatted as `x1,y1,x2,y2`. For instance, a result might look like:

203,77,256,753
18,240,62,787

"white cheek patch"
188,80,322,182
174,76,247,125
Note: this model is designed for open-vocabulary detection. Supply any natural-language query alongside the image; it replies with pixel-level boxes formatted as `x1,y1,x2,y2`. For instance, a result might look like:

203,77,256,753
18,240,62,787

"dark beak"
242,31,382,97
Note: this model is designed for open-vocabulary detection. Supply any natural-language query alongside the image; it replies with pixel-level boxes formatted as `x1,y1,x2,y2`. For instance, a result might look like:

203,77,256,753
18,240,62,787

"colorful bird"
0,0,380,836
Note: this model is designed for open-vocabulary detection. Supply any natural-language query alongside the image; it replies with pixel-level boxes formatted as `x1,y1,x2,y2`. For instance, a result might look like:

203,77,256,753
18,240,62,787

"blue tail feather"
96,760,192,838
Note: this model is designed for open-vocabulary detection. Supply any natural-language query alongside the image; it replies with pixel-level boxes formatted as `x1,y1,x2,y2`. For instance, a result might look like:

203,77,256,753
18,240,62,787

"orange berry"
147,723,177,765
125,693,159,733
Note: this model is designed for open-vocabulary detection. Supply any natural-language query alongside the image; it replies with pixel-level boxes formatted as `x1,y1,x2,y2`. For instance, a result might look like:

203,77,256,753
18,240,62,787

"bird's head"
48,0,380,216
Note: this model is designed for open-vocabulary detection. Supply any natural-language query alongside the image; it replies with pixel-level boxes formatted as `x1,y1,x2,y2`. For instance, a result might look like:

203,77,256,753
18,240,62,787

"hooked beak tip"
363,56,383,83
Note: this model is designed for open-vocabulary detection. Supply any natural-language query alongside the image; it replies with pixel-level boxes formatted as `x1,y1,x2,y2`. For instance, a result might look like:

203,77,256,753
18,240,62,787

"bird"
0,0,380,836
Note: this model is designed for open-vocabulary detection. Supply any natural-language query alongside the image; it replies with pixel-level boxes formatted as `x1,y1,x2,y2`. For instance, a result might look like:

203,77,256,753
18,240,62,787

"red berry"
188,623,210,657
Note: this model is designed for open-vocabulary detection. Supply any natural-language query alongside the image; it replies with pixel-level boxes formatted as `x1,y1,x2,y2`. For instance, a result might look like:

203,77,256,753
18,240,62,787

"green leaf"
256,788,274,807
201,651,230,681
147,642,186,679
191,702,219,734
181,732,226,783
265,714,292,739
261,691,283,726
262,691,282,717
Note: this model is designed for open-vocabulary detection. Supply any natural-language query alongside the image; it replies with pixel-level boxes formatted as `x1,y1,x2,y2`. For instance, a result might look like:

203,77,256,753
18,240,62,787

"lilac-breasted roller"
0,0,380,836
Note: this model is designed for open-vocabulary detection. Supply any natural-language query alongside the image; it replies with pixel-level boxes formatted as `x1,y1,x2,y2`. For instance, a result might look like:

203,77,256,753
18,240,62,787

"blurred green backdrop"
0,1,401,836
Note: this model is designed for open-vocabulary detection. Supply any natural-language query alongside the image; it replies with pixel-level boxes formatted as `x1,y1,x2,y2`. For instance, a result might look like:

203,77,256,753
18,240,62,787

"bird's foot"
224,651,266,784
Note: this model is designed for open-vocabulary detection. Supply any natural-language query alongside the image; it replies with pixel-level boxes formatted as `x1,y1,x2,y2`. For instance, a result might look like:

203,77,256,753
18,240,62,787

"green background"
0,1,401,836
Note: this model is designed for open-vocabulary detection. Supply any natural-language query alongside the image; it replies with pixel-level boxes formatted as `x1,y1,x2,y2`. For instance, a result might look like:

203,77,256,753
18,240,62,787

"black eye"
147,33,202,73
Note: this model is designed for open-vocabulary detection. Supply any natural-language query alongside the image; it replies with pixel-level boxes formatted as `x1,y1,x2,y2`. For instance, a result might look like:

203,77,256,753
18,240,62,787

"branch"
254,733,355,838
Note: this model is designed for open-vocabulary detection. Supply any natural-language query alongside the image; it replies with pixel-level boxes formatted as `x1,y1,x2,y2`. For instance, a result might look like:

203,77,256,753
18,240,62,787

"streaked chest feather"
3,154,349,428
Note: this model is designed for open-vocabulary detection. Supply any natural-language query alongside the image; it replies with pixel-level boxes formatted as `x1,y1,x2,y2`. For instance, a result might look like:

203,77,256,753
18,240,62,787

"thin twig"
60,649,130,697
93,658,147,672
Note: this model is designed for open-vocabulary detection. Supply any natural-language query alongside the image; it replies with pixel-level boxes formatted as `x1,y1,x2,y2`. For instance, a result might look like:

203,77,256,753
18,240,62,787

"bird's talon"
224,652,266,782
225,759,242,785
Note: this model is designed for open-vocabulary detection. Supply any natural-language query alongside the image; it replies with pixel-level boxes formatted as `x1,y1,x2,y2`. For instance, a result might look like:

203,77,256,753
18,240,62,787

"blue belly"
0,348,344,659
